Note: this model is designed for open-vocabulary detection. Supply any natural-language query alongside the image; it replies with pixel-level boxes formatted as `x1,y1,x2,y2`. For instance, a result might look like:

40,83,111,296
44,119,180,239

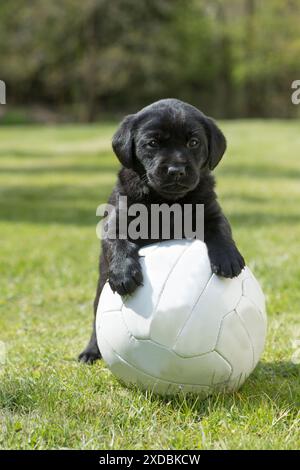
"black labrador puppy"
79,98,245,364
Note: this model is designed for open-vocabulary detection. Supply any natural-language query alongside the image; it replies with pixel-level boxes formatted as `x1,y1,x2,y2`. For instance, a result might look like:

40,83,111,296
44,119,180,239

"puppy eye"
147,140,159,148
187,138,200,149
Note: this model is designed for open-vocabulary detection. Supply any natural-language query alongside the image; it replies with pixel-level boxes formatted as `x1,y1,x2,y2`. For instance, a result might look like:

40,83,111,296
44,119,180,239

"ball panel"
122,241,191,339
150,241,212,347
98,310,232,386
138,244,160,257
97,282,123,314
173,274,242,357
215,310,254,389
139,239,191,257
235,296,267,365
96,241,267,396
238,266,252,281
242,274,266,322
97,310,130,358
101,338,213,396
221,371,249,392
98,335,166,392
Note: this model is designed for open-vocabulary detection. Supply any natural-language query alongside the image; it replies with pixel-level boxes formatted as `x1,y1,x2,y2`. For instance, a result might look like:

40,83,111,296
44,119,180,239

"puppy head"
112,99,226,199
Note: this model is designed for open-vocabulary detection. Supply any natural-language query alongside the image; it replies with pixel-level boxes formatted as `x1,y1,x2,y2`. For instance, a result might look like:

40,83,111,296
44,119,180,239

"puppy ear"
203,117,227,170
112,114,135,168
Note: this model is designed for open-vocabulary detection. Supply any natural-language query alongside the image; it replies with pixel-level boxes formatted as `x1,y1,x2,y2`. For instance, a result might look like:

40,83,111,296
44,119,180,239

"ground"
0,121,299,450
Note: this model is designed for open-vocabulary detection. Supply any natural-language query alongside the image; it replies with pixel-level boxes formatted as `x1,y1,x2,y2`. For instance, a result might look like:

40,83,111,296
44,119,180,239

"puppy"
79,99,245,364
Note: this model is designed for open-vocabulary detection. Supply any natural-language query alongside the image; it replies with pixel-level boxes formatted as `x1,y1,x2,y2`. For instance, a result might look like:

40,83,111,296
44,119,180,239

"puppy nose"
167,165,186,178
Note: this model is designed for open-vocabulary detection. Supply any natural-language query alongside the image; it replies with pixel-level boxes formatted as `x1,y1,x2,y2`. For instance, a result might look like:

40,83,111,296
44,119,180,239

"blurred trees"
0,0,299,121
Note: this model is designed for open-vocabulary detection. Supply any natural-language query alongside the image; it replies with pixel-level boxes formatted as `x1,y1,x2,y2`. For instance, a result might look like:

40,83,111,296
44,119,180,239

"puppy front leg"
78,239,142,363
205,207,245,278
78,254,108,364
106,238,143,296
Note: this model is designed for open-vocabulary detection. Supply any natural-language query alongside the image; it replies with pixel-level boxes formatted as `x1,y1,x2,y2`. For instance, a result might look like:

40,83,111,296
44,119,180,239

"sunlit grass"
0,121,299,449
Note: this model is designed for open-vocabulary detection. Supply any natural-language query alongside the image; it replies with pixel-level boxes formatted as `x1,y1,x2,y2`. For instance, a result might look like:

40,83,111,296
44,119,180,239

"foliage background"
0,0,299,121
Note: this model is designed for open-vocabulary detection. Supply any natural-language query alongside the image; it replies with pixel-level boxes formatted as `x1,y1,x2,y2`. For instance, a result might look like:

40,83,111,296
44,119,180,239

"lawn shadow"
0,164,119,175
227,211,300,227
0,148,112,160
1,156,299,227
150,361,300,416
1,181,299,227
0,149,56,159
0,183,114,226
221,193,269,204
218,163,300,180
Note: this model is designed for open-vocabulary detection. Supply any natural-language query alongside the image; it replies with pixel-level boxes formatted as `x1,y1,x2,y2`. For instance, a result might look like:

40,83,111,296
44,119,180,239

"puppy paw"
109,258,143,296
78,345,102,364
210,246,245,278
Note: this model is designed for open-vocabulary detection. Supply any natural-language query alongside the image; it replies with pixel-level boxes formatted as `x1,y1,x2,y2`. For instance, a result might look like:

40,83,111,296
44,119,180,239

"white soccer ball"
96,239,267,396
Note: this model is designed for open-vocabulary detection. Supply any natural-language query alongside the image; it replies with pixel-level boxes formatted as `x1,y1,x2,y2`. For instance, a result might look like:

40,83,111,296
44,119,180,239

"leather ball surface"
96,240,267,396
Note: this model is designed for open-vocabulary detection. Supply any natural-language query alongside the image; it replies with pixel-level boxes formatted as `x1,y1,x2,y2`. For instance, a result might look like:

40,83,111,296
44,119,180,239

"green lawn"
0,121,299,450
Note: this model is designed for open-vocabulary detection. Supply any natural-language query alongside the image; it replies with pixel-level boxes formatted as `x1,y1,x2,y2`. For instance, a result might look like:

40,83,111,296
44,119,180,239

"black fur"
78,99,245,364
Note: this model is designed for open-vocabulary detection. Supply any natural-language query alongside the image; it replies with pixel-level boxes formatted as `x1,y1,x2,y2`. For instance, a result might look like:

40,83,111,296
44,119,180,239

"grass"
0,120,299,450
